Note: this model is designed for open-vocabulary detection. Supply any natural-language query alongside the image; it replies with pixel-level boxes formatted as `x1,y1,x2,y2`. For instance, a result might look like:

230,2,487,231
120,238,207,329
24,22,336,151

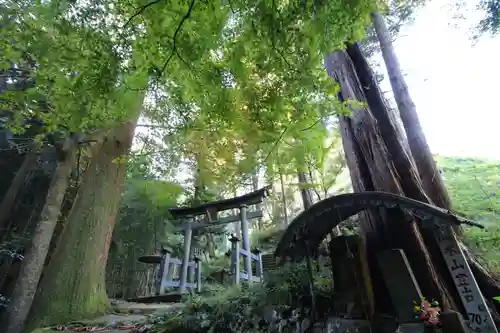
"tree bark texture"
279,169,289,226
370,13,500,310
106,202,161,300
297,171,313,210
27,120,138,329
4,142,77,333
371,12,452,211
0,151,37,231
346,42,500,315
252,171,263,229
324,49,455,314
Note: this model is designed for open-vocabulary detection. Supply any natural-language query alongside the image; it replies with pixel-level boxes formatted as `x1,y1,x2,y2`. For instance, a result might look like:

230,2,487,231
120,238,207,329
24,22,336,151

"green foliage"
150,262,333,333
0,1,144,137
476,0,500,37
437,156,499,223
106,161,185,298
250,227,285,253
115,174,185,250
436,156,500,273
201,255,232,283
114,0,378,187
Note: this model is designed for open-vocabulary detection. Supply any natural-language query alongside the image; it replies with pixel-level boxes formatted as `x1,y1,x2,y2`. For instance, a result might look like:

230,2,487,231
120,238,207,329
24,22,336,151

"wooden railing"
138,249,202,295
229,235,264,284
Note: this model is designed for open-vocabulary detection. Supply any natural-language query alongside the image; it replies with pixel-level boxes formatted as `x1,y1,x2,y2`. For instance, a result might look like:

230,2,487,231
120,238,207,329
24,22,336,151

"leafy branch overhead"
110,0,375,182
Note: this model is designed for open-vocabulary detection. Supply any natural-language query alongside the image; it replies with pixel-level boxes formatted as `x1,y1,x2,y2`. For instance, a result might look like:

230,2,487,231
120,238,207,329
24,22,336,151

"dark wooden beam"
168,185,271,219
175,211,263,231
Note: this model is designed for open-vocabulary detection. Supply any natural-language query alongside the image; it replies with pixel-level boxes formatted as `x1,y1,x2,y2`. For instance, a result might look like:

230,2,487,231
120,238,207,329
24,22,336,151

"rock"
312,322,325,333
396,323,426,333
262,305,277,323
326,317,371,333
300,318,311,333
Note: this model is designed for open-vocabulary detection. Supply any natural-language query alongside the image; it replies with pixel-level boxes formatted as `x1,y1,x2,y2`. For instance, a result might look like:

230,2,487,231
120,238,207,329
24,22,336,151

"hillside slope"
438,156,500,272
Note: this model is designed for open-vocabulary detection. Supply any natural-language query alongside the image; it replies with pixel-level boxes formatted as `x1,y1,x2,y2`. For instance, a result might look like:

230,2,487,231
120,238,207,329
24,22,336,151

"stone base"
325,317,371,333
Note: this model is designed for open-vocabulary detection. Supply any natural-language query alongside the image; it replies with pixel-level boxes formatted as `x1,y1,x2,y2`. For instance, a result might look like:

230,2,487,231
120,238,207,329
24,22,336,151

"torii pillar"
179,216,193,293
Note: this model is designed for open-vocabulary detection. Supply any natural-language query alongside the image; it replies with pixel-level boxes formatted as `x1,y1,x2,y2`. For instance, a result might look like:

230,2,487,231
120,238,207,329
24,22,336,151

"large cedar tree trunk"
371,12,452,210
346,42,500,315
27,120,138,329
279,168,289,226
252,171,263,229
324,49,455,314
372,13,500,312
4,142,77,333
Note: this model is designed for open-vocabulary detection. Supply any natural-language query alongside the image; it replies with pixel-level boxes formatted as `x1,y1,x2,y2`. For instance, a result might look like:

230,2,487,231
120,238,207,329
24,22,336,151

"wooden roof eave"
274,191,482,262
168,185,272,219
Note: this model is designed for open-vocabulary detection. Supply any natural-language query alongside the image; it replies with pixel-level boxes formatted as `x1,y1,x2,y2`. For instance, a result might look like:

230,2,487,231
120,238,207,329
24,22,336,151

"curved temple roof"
274,191,482,261
168,185,271,219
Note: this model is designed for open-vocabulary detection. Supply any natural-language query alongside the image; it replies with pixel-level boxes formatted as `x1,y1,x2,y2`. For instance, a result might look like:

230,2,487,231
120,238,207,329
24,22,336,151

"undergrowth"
150,261,334,333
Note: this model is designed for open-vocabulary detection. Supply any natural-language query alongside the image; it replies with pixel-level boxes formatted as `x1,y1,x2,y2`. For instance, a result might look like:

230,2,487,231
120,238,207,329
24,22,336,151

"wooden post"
440,310,468,333
155,248,169,295
194,256,202,293
434,221,498,333
377,249,423,323
252,248,263,282
159,249,172,295
179,216,193,293
240,204,252,284
230,235,240,285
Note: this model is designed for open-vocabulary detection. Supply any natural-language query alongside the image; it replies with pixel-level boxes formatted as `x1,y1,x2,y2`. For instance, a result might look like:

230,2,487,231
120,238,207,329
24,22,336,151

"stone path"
32,300,183,333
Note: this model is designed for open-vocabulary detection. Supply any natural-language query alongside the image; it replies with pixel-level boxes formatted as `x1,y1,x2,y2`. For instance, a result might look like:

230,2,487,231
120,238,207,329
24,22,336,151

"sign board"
435,222,498,333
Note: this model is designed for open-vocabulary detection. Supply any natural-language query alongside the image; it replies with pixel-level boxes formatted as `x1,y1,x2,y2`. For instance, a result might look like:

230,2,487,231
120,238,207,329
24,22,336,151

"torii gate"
169,185,271,293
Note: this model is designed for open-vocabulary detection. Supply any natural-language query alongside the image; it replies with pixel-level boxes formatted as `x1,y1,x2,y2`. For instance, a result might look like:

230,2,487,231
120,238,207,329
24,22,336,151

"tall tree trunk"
371,12,452,210
28,119,138,328
348,40,500,316
4,141,77,333
324,49,455,314
297,171,313,209
0,151,37,230
346,42,500,315
251,171,263,229
278,167,288,226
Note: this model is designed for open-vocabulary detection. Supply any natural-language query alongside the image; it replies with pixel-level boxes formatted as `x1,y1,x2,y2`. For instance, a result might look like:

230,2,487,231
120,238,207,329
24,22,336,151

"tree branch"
263,127,287,163
123,0,164,28
159,0,196,76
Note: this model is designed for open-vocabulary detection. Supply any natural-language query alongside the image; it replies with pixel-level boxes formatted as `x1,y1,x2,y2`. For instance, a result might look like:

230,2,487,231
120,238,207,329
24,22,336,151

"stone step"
261,253,278,272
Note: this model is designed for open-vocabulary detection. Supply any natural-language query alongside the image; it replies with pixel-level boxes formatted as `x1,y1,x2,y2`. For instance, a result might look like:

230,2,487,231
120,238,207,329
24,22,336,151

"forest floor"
32,300,182,333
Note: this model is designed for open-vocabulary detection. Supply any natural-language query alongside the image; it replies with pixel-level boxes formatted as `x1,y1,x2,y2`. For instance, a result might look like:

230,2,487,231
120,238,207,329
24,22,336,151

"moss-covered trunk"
4,143,77,333
27,119,138,329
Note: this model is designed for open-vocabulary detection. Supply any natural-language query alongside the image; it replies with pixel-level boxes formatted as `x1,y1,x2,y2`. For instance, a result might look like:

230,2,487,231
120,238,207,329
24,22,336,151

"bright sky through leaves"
377,0,500,159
